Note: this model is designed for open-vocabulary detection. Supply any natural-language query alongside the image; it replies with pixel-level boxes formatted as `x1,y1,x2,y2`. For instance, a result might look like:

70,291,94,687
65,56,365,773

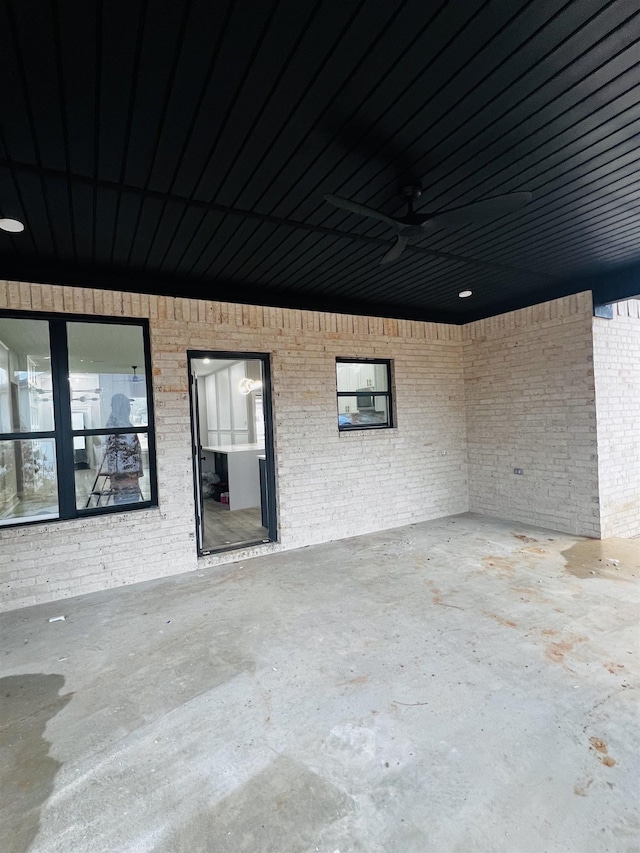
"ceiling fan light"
239,377,262,396
0,217,25,233
458,290,473,298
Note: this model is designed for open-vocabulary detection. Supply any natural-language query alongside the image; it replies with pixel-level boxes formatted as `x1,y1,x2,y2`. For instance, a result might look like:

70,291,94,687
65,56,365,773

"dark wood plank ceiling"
0,0,638,323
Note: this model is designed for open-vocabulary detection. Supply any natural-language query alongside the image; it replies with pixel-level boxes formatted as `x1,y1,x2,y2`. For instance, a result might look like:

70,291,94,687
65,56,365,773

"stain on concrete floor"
589,736,618,768
78,634,255,739
156,756,354,853
0,674,72,853
481,555,516,575
562,537,639,580
1,515,638,852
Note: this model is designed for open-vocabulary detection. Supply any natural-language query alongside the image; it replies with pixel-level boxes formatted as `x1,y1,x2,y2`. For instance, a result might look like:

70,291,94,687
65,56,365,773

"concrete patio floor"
1,513,638,853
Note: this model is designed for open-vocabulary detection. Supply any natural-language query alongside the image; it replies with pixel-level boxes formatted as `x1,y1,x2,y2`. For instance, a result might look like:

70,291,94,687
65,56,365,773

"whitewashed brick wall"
463,292,601,537
2,281,634,611
593,299,640,538
0,282,468,611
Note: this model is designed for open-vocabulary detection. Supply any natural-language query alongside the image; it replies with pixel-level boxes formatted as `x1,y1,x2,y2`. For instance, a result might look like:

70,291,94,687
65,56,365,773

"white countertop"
202,443,265,454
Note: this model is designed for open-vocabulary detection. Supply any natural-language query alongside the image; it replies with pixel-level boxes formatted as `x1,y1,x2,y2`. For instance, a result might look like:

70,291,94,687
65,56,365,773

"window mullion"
72,426,150,437
336,391,389,397
49,320,76,518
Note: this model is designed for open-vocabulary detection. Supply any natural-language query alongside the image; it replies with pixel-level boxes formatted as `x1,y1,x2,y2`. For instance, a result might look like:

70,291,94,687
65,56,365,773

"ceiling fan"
324,185,532,263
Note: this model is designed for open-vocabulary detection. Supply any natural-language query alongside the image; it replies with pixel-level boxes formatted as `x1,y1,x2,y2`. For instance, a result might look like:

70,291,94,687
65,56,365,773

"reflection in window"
0,314,156,526
66,325,152,509
92,395,143,506
79,431,150,509
67,322,148,441
0,318,54,434
196,358,264,447
0,439,58,525
0,318,58,525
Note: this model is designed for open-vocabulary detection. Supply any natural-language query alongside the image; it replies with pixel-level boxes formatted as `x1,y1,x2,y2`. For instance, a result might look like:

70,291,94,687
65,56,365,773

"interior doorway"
188,351,276,554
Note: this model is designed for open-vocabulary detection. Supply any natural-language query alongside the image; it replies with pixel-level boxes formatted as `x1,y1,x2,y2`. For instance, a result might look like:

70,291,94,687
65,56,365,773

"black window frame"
336,357,394,431
0,310,158,528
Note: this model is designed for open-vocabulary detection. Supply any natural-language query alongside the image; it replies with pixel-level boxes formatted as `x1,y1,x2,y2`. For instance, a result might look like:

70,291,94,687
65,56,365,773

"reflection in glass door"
188,352,276,554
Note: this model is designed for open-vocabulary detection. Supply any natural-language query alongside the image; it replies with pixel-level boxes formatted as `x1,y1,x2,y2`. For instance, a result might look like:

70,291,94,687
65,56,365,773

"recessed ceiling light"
0,218,25,233
458,290,473,298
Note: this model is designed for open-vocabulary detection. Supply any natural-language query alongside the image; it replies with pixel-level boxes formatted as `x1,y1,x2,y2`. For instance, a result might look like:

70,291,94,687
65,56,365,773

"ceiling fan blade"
380,234,408,264
431,191,533,228
324,194,399,228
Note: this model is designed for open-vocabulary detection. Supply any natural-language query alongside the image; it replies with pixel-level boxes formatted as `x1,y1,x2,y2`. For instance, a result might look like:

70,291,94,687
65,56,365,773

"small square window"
336,358,393,430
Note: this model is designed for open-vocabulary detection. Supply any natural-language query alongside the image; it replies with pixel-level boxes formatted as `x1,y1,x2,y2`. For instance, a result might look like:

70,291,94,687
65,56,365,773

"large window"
0,314,156,526
336,358,393,431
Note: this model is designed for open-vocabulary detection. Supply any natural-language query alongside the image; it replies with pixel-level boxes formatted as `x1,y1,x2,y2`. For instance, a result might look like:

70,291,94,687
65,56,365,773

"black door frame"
187,349,277,556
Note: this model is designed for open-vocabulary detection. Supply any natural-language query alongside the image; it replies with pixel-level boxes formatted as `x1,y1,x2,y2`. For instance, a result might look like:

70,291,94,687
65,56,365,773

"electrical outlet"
514,468,524,475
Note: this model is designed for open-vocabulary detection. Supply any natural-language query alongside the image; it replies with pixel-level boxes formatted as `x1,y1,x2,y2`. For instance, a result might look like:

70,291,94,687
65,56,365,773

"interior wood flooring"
202,498,268,550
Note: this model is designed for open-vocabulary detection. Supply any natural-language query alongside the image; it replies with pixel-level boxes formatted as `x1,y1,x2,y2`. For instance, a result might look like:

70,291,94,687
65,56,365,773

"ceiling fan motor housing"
401,184,423,201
